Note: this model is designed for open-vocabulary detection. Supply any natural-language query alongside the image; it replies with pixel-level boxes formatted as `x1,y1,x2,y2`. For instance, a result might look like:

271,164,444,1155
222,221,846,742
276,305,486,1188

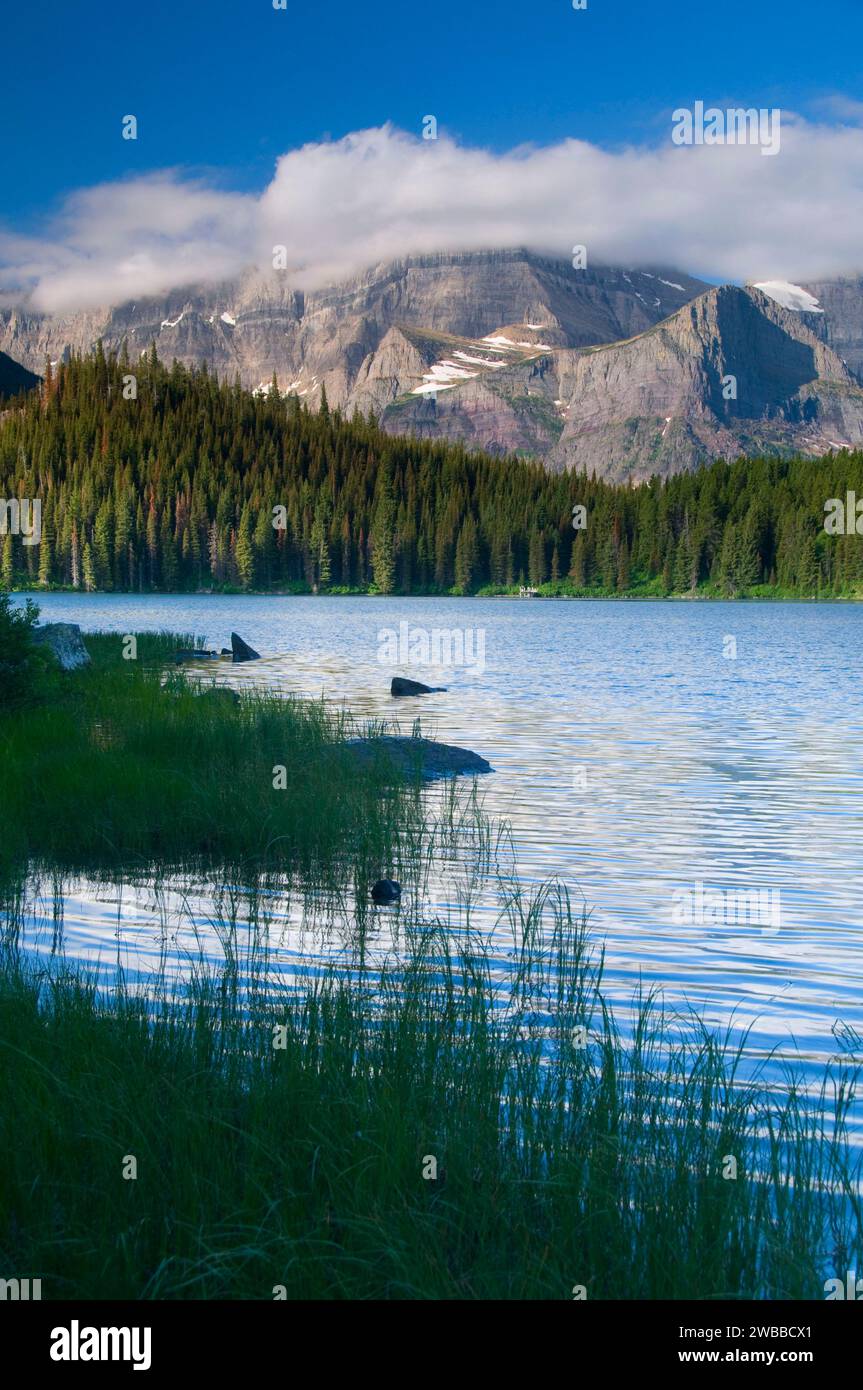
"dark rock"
196,686,240,706
174,648,217,662
391,676,446,697
371,879,401,905
220,648,232,656
31,622,90,672
231,632,261,663
345,736,492,781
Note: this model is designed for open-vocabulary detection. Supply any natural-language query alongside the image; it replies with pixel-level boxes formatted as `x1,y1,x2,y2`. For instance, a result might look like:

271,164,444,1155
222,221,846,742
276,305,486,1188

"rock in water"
371,879,401,905
174,648,217,662
391,676,446,697
196,686,240,706
345,736,491,780
231,632,261,663
31,622,91,672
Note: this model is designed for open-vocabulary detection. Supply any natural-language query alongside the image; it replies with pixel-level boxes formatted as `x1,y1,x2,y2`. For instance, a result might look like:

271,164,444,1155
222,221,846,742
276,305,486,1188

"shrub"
0,592,48,711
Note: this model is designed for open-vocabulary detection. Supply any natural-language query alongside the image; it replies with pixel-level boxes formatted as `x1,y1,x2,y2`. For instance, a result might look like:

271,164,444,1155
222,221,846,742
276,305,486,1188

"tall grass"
2,628,860,1300
0,631,433,890
0,884,859,1300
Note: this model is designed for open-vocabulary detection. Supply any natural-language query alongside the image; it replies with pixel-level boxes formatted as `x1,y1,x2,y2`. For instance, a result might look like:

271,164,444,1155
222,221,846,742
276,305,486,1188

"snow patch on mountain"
411,360,479,395
452,351,507,368
754,281,824,313
482,334,553,350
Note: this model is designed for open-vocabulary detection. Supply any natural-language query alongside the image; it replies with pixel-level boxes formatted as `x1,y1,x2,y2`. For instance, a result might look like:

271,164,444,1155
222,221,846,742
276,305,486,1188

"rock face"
793,275,863,385
0,350,40,404
0,251,707,417
544,286,863,481
230,632,260,663
391,676,446,697
6,252,862,479
31,622,90,671
345,735,492,780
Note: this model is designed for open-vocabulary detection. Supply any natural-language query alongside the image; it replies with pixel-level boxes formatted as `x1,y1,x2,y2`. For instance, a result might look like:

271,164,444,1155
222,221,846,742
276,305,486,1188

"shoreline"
8,586,862,604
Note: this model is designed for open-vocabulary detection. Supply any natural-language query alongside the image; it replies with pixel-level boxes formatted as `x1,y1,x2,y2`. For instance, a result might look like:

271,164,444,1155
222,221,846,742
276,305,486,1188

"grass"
1,628,861,1300
0,883,860,1300
0,630,433,889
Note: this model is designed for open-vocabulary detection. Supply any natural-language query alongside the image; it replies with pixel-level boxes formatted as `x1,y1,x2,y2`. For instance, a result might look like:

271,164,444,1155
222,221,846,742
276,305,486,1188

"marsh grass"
0,631,436,891
2,629,861,1301
0,883,860,1301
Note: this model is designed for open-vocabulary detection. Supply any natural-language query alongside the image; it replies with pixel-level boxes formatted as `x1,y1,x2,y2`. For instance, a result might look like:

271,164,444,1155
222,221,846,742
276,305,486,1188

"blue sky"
4,0,863,224
4,0,863,308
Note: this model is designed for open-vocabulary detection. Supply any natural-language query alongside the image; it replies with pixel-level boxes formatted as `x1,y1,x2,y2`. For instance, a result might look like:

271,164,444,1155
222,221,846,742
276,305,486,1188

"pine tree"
454,514,479,593
82,542,96,592
1,345,859,604
370,460,396,594
528,529,547,587
1,534,14,589
235,504,255,590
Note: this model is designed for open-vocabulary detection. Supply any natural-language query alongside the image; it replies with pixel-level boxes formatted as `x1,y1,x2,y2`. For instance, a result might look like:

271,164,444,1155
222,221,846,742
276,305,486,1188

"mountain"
542,286,863,481
0,249,707,408
766,276,863,385
0,350,40,405
3,255,863,480
375,285,863,480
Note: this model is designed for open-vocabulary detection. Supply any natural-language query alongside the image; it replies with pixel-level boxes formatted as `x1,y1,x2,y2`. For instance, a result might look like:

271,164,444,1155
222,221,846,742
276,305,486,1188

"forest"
1,345,862,598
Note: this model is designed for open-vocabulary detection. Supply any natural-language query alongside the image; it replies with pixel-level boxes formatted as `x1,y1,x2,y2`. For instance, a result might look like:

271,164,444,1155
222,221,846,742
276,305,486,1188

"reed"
0,884,859,1300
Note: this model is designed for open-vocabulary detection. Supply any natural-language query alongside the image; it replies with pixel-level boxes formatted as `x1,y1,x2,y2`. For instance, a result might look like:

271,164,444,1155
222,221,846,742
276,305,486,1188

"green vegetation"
0,626,427,884
2,348,862,598
0,590,51,711
1,888,860,1299
0,626,861,1300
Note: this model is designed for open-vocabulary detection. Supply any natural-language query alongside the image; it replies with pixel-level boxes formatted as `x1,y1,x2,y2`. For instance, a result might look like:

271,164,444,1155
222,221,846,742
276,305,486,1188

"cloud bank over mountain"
3,111,863,313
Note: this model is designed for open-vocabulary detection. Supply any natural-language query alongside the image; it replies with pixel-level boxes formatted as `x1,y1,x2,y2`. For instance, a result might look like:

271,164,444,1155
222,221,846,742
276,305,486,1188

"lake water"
10,593,863,1125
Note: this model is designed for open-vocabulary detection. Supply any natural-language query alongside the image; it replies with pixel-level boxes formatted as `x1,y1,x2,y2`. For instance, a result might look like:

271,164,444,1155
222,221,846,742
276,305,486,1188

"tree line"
1,346,862,597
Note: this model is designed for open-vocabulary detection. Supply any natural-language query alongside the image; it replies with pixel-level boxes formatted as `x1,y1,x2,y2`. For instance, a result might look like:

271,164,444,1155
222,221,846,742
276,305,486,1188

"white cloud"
0,175,256,313
3,111,863,314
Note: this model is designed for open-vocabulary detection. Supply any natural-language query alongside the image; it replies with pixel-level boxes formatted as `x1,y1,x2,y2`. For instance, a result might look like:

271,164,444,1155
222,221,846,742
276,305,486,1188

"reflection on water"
8,593,863,1135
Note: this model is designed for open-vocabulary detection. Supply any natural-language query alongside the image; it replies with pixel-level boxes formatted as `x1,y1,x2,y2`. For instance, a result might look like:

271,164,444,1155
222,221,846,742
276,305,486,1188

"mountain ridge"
3,253,863,480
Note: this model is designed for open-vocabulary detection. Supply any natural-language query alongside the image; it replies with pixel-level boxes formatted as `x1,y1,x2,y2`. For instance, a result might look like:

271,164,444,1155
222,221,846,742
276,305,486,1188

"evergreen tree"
454,514,479,593
370,460,396,594
235,504,255,590
0,345,859,603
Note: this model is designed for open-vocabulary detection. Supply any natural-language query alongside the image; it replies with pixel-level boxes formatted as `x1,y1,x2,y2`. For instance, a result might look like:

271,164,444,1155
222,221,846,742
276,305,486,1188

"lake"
10,593,863,1129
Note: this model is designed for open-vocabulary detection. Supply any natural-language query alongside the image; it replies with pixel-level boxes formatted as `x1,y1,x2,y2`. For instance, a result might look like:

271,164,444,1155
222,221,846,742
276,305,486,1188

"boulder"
231,632,261,663
31,622,91,672
371,879,401,905
174,648,218,662
345,736,491,781
196,686,240,706
391,676,446,697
